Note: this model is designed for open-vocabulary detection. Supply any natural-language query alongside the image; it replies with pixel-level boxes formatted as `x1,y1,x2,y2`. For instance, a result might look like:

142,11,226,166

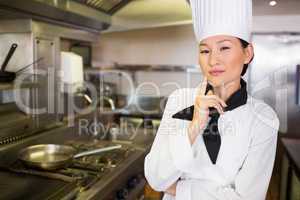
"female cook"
144,0,280,199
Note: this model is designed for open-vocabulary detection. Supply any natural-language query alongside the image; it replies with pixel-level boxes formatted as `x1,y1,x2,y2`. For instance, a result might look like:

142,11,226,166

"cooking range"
0,137,147,200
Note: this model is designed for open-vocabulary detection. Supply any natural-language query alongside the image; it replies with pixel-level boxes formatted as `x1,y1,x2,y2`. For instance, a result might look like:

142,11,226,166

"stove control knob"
127,176,139,189
116,188,128,199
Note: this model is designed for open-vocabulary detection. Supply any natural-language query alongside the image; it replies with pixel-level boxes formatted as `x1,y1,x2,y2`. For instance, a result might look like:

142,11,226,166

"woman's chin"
207,77,225,87
208,76,242,90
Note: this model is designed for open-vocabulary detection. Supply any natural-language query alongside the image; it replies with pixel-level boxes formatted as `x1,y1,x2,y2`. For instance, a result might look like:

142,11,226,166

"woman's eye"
220,46,230,51
200,50,210,54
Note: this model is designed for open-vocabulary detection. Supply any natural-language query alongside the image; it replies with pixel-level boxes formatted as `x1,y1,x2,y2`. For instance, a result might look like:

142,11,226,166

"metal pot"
18,144,122,170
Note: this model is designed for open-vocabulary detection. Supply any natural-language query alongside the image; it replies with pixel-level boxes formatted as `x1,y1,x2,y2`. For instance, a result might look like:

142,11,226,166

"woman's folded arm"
175,108,280,200
144,89,197,191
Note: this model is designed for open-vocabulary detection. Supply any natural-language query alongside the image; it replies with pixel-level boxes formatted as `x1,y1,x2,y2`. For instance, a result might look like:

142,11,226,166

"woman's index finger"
197,76,208,95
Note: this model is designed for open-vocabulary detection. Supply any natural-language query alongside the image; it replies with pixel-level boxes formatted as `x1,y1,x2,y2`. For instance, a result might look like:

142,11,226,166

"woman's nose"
208,51,220,66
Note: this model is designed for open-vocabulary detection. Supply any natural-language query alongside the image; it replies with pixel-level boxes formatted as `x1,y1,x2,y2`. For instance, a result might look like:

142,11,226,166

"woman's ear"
244,44,254,64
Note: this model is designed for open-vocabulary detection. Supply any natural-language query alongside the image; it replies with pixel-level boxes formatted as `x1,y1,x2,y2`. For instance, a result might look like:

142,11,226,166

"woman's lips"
209,70,225,76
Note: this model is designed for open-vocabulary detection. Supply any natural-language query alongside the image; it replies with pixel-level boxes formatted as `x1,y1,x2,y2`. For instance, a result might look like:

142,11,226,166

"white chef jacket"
144,87,280,200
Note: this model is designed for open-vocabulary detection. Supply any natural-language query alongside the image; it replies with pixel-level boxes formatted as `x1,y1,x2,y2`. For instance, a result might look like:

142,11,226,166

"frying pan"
0,43,18,83
18,144,122,170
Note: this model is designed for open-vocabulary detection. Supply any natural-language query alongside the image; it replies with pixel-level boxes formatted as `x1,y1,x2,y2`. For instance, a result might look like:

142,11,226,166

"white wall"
92,24,198,66
253,15,300,33
93,14,300,66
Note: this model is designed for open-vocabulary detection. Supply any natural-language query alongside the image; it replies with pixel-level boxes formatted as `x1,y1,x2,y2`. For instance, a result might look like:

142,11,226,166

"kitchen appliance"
18,144,122,170
0,43,18,83
60,51,84,93
1,136,147,200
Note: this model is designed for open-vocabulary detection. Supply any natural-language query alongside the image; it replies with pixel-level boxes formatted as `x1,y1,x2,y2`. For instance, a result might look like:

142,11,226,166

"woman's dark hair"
239,38,254,76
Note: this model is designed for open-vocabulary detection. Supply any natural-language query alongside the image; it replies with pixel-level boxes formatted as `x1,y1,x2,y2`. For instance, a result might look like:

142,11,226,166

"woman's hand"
165,181,178,196
188,76,227,144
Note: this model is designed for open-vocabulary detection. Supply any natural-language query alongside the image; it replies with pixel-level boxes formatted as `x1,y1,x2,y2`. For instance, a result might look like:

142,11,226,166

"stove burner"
5,140,138,199
65,140,135,170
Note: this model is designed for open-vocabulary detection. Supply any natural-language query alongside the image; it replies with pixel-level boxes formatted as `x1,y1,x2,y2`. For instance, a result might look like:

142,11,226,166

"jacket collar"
172,78,248,121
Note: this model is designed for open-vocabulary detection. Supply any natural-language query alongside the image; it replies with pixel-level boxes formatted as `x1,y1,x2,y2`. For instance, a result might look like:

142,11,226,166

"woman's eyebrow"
217,39,232,44
199,43,208,47
200,39,232,47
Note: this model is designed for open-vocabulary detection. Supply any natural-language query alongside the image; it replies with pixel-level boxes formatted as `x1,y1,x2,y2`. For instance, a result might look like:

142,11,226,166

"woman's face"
198,35,253,87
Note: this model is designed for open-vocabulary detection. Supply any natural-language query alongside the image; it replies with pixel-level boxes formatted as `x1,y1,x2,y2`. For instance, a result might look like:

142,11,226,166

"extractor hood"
0,0,112,32
72,0,131,15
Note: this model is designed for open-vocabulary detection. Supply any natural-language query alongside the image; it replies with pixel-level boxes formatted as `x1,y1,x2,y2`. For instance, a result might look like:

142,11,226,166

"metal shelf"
0,82,39,91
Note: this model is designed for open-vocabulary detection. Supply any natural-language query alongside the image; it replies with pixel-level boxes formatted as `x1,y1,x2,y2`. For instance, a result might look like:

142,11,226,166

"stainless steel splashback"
0,19,100,144
249,33,300,136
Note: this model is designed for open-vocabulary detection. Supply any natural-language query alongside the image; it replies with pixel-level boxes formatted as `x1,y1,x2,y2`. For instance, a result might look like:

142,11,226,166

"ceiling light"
269,1,277,6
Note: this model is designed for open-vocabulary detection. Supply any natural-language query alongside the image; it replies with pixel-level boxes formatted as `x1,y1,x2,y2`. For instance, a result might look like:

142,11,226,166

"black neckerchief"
171,78,248,164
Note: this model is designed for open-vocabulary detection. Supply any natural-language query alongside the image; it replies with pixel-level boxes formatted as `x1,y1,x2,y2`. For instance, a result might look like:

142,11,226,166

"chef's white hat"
190,0,252,43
